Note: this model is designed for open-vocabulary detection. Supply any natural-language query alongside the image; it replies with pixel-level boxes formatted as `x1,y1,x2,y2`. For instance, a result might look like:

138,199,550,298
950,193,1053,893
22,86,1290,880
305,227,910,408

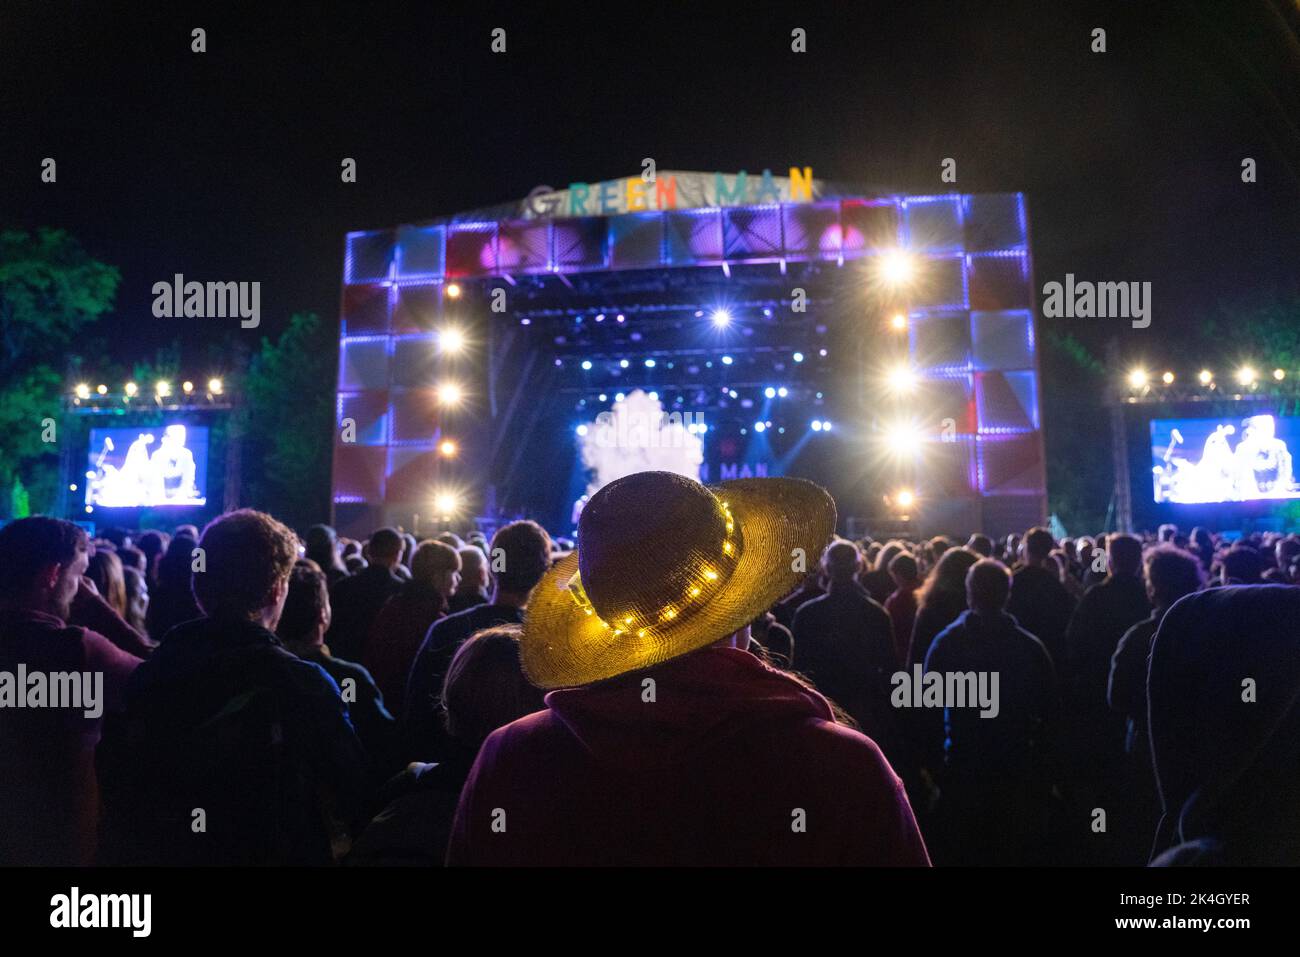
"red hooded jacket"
447,645,930,866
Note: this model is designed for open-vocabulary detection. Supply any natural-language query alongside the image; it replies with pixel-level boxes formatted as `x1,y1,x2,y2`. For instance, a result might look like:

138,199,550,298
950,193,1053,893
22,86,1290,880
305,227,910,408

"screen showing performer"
85,424,209,508
1151,414,1299,504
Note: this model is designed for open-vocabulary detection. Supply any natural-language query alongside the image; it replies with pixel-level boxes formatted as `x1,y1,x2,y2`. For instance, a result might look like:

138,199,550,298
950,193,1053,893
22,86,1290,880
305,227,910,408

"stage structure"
332,171,1046,539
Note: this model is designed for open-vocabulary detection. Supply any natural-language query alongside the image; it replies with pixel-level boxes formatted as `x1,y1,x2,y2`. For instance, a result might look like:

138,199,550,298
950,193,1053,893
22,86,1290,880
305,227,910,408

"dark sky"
3,0,1299,368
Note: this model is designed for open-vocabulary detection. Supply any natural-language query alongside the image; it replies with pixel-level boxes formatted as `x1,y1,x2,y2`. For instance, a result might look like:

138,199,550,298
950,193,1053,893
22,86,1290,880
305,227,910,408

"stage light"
598,393,607,401
890,312,908,331
620,359,629,369
616,314,625,323
156,380,171,397
125,381,138,397
439,327,466,354
69,484,77,492
764,387,776,398
595,313,605,323
811,420,823,432
886,365,918,393
1236,366,1257,387
721,355,734,365
1127,368,1148,389
885,422,924,456
793,352,804,363
645,358,656,368
183,380,195,394
728,390,738,399
1161,371,1174,385
697,423,708,434
711,309,732,328
778,387,788,397
1274,368,1286,381
438,439,458,457
878,249,916,287
444,283,461,299
74,383,90,399
648,391,658,400
208,377,224,395
754,421,766,433
1198,369,1213,386
581,360,592,370
433,491,460,516
895,488,916,509
437,382,463,406
615,392,625,402
96,384,107,395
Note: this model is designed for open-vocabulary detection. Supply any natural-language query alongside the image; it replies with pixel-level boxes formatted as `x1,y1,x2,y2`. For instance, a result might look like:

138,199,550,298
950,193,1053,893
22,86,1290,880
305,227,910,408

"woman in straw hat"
446,471,930,866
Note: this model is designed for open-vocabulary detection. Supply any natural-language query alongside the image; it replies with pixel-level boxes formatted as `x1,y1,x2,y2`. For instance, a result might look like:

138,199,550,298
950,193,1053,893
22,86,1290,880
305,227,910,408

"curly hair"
192,509,299,619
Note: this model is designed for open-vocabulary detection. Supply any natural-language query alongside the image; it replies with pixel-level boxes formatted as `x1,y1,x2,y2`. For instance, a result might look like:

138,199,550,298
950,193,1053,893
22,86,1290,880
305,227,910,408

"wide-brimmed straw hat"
520,470,835,689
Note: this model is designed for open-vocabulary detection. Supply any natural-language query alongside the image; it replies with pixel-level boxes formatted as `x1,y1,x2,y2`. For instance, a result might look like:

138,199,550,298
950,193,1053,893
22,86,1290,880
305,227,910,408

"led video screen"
85,424,209,508
1151,415,1299,504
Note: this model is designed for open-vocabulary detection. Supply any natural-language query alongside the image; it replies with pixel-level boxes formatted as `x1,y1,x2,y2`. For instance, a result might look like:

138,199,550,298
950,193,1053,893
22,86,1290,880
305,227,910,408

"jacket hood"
1149,585,1300,860
543,646,834,770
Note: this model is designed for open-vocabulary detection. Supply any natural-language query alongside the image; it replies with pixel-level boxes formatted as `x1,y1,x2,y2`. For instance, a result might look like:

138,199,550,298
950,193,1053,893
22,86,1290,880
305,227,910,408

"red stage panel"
498,220,551,274
337,391,389,445
445,223,498,277
978,433,1044,494
839,201,899,256
385,448,441,502
332,445,387,500
391,284,439,334
341,284,389,336
968,254,1031,310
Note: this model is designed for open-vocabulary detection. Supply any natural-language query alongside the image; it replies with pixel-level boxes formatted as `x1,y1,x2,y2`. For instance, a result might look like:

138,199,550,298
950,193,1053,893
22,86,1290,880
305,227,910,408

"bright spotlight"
777,387,788,397
884,422,924,456
156,380,171,397
710,309,732,328
890,312,908,331
879,249,916,286
619,359,629,368
644,358,656,368
1198,369,1213,386
886,365,918,393
1236,366,1257,386
821,420,832,432
124,381,138,397
895,488,916,509
74,383,90,399
444,282,461,299
438,439,458,457
1161,371,1174,385
754,421,766,433
811,420,823,432
96,384,108,395
208,377,224,395
1274,368,1286,381
764,387,776,399
721,355,734,365
1127,368,1148,389
439,327,466,354
437,382,463,406
433,491,460,516
793,352,804,363
580,360,592,371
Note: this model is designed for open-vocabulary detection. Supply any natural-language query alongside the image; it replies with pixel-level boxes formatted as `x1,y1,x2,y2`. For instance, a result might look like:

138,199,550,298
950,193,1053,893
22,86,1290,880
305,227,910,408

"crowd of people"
1,471,1297,867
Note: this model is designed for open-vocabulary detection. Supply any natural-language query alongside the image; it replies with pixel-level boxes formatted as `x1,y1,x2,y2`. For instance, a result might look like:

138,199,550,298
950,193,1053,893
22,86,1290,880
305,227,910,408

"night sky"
3,0,1299,368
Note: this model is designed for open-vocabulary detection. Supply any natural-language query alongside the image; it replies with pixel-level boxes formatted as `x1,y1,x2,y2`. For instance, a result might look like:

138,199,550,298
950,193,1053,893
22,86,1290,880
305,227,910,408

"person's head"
918,546,980,610
401,533,418,568
965,533,993,557
822,538,863,584
1107,533,1143,578
161,424,186,449
193,509,299,629
366,527,404,568
411,540,462,598
889,551,920,588
874,540,904,572
1023,526,1056,563
489,520,552,602
87,547,127,617
1221,544,1267,585
157,533,198,586
1158,523,1178,543
457,545,489,592
122,566,149,632
441,624,546,750
103,527,132,549
276,563,331,646
173,523,199,540
928,536,954,560
135,530,168,581
1274,537,1300,573
117,544,146,574
1144,545,1204,611
435,531,464,551
966,559,1012,616
0,517,89,619
304,524,343,571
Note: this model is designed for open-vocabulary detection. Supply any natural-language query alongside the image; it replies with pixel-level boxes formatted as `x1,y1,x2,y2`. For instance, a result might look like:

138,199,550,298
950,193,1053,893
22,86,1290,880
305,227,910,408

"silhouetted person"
145,534,201,642
1007,526,1074,667
447,545,490,614
306,524,349,587
884,552,921,668
925,559,1058,865
327,527,404,661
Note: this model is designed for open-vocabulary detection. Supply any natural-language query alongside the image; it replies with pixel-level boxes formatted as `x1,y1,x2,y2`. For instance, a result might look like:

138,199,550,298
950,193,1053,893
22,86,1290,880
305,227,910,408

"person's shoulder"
325,654,379,687
786,714,903,785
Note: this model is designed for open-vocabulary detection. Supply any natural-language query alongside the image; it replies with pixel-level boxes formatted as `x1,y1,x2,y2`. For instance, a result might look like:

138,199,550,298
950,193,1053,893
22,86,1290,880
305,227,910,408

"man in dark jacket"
401,520,551,763
98,510,371,865
1007,526,1074,667
792,539,897,740
925,559,1057,865
325,527,404,660
448,471,929,866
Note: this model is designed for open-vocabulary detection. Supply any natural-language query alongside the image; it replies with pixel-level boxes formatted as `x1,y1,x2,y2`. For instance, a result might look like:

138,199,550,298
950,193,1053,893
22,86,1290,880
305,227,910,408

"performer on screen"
147,425,198,503
1234,415,1293,497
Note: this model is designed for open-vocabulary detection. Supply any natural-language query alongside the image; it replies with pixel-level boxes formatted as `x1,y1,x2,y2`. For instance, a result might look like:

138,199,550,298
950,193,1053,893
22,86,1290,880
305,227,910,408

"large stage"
331,171,1047,539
